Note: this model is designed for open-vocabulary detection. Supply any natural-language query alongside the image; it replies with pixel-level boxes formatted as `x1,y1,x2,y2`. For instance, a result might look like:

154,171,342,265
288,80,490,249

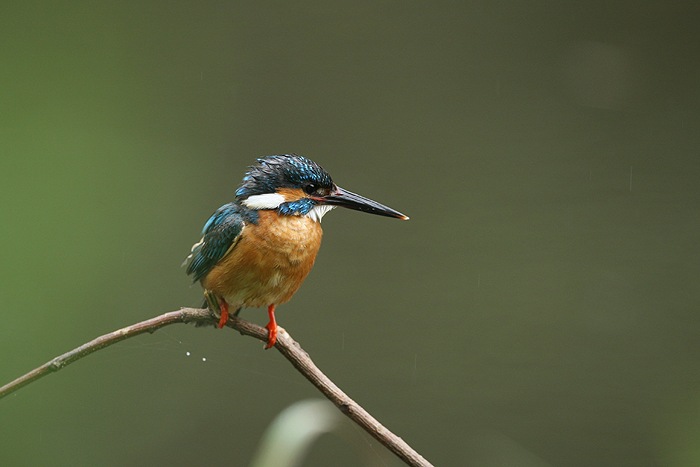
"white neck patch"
242,193,286,209
306,204,335,223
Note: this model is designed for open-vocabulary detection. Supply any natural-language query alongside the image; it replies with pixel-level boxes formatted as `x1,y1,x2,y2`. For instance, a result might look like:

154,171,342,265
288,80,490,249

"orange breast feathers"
201,210,323,309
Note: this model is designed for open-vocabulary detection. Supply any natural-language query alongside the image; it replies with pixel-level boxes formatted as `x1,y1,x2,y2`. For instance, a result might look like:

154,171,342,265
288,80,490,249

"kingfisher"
184,154,408,349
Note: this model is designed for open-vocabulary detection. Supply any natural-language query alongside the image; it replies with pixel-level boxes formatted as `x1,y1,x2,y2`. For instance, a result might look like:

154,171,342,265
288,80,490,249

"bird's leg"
203,290,229,328
264,304,278,349
217,300,230,329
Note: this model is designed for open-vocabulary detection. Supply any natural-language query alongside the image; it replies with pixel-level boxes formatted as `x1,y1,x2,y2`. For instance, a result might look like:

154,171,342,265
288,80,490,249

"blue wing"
184,203,256,282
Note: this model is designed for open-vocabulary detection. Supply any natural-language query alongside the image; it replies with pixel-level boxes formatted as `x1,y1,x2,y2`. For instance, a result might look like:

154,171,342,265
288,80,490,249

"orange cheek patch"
277,187,307,202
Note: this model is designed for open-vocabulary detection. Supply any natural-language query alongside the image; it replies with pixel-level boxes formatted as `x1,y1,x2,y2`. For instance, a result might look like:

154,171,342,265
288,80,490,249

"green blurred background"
2,2,700,466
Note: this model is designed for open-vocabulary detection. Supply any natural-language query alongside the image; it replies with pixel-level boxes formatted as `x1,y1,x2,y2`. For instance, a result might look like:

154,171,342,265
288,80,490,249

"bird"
184,154,408,349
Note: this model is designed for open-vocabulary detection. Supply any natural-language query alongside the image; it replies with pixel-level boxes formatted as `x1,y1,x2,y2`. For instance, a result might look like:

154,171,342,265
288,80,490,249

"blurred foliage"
2,2,700,466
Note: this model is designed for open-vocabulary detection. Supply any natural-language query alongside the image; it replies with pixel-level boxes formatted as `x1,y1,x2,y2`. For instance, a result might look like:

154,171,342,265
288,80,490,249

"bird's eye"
303,183,317,195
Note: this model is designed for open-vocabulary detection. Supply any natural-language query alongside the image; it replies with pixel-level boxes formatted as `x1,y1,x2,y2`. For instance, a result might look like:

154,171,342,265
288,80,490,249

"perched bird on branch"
184,154,408,348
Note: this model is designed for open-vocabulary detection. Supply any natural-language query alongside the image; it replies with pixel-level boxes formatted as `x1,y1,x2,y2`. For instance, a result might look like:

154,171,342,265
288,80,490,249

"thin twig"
1,308,433,467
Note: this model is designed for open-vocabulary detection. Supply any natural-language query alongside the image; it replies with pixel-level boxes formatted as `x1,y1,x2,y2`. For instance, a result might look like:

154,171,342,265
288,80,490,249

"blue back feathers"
185,203,258,282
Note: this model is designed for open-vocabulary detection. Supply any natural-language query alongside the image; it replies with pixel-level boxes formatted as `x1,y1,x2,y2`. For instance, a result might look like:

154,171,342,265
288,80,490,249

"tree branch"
0,308,433,467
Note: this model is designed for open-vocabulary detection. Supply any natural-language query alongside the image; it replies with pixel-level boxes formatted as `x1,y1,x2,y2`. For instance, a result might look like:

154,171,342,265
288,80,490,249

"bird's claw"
264,321,277,349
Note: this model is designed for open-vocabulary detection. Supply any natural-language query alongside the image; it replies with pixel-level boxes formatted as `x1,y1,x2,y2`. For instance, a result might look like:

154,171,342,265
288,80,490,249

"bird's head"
235,154,408,222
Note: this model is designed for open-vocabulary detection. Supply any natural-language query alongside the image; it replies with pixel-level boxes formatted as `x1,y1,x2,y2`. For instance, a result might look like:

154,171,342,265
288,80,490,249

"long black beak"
320,186,409,220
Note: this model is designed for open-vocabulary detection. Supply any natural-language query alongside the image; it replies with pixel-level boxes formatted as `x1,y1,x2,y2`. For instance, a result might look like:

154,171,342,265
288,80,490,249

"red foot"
264,304,277,349
217,300,229,328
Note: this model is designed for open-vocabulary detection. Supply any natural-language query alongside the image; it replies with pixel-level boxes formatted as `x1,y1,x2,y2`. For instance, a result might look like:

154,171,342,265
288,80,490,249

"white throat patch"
242,193,286,209
306,204,335,223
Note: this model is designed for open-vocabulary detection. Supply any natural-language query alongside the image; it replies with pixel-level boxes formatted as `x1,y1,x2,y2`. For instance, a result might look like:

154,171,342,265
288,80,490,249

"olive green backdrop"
2,2,700,466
